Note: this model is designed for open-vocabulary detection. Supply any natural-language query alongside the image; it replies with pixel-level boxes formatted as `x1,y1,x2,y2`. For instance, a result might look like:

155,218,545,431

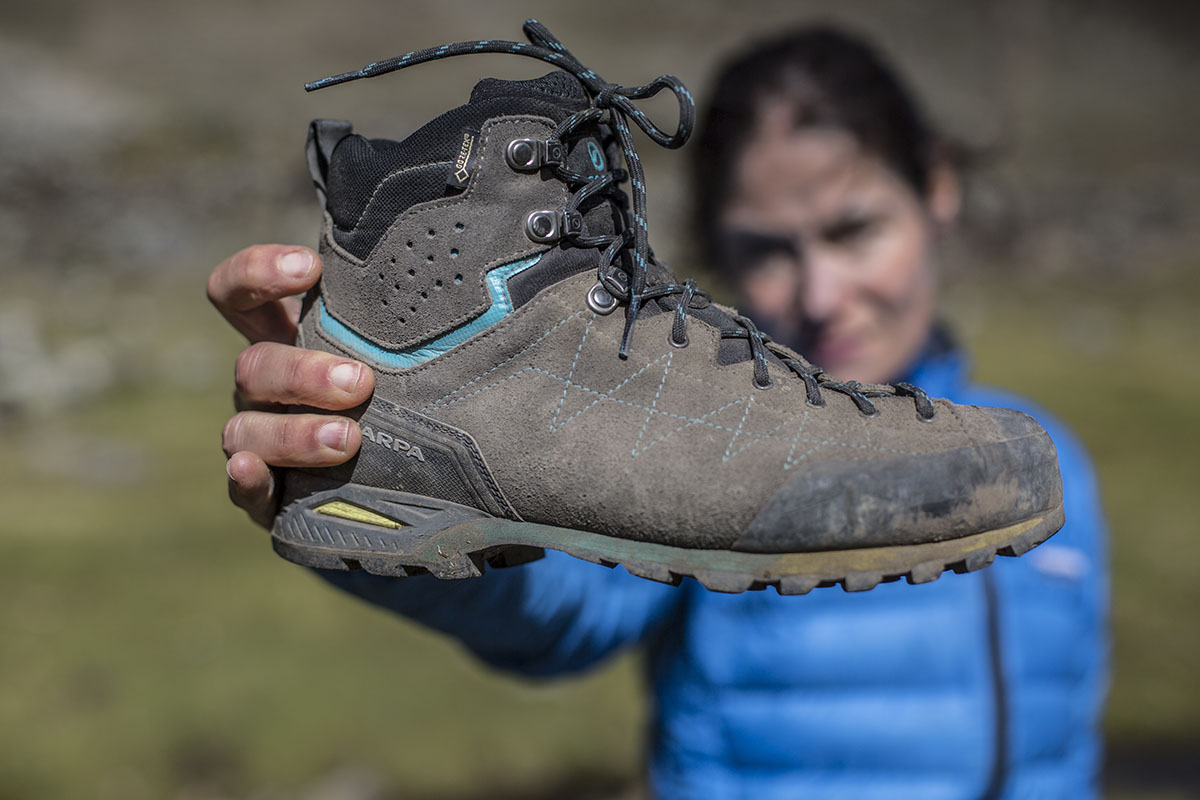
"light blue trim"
318,253,542,369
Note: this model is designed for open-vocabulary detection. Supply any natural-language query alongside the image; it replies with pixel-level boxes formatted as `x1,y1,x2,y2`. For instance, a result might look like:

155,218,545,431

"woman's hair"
693,25,955,259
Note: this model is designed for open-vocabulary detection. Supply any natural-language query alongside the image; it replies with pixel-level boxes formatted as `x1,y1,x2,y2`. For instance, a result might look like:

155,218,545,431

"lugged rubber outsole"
271,483,1064,594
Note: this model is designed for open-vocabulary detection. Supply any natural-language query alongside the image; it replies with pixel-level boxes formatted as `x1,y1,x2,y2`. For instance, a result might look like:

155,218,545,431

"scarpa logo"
361,424,426,461
587,140,605,173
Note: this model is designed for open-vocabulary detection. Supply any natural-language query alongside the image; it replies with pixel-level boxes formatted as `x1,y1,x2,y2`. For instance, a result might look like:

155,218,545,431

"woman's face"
718,108,953,385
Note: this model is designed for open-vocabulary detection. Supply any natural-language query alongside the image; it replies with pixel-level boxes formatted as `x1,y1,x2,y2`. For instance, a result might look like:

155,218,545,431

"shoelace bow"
306,19,936,421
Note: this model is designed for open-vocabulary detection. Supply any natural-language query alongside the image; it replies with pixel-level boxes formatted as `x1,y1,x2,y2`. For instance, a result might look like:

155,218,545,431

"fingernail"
329,362,363,394
226,458,237,482
279,250,313,278
318,420,350,451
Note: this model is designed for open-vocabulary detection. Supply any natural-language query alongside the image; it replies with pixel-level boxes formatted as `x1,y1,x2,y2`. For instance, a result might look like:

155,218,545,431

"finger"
207,244,319,314
207,245,321,343
222,411,362,467
234,342,375,411
280,295,304,327
226,451,278,529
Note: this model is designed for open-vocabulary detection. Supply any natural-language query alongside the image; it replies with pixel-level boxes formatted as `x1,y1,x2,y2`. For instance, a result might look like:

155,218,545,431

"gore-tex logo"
454,131,475,181
447,129,480,189
361,424,425,461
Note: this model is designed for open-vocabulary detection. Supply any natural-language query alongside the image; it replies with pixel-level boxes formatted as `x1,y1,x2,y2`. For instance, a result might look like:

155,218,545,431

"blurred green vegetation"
0,268,1197,799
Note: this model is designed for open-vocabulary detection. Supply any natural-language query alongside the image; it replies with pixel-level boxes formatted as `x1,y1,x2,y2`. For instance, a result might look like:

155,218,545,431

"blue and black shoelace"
306,19,935,421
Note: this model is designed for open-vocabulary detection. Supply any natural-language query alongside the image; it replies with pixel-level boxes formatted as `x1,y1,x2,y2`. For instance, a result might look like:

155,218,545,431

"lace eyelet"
669,332,689,348
562,210,584,236
506,138,542,170
918,409,937,423
605,269,630,295
524,210,560,243
753,376,774,390
586,281,619,315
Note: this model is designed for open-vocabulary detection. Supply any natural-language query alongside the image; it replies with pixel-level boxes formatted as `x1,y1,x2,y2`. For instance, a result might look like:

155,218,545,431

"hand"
207,245,374,528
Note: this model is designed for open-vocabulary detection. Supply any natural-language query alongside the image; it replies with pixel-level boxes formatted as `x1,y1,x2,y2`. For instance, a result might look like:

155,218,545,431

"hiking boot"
272,20,1064,594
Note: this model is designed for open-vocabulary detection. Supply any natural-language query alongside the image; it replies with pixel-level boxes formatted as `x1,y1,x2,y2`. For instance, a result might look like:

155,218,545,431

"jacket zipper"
981,569,1009,799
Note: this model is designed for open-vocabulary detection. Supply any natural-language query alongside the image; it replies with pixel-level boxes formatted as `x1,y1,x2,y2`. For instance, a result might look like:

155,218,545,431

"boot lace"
305,19,935,421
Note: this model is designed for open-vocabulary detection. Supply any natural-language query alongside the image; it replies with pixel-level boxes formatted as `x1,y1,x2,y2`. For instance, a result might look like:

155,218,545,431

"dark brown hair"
693,26,955,261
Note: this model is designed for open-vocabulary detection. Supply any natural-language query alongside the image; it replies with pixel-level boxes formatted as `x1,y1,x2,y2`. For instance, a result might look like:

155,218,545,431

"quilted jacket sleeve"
315,550,684,677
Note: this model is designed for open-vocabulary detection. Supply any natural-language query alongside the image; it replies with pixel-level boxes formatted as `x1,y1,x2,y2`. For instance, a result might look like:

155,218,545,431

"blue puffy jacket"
321,333,1109,799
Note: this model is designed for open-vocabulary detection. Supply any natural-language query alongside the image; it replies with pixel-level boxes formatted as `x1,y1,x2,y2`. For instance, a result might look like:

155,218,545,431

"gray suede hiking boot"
272,21,1064,594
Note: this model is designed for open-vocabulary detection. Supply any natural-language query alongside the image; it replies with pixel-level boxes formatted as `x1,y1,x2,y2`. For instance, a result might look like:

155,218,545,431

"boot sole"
272,482,1064,594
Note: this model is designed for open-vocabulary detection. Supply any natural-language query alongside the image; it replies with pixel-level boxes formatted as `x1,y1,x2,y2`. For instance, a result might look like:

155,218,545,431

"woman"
210,26,1107,799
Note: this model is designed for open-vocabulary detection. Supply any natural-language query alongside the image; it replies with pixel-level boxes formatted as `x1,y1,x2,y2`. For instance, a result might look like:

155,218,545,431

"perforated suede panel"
318,116,571,352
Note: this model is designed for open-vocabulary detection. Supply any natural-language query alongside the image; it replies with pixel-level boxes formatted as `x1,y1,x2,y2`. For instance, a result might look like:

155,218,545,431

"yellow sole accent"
313,501,404,529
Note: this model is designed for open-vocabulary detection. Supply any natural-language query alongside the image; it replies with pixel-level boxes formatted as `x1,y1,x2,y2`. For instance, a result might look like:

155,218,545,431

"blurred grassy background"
1,0,1197,798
